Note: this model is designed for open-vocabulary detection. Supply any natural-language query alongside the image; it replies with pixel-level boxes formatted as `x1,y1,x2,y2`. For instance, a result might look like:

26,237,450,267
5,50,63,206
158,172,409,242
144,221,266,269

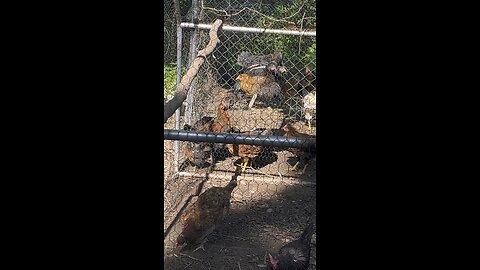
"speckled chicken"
282,124,316,173
303,91,316,133
182,116,215,169
267,223,315,270
237,51,286,75
176,177,238,252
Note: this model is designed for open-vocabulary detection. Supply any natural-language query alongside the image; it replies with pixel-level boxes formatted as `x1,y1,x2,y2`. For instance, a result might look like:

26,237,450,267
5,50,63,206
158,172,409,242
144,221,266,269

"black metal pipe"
164,129,316,151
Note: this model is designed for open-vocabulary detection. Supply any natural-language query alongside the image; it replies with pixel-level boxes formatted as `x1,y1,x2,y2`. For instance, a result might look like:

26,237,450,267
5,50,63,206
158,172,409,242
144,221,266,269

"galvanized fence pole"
173,25,183,174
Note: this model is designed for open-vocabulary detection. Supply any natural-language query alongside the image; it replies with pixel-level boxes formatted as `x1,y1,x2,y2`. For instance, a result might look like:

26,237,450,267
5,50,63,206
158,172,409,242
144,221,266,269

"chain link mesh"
164,1,316,269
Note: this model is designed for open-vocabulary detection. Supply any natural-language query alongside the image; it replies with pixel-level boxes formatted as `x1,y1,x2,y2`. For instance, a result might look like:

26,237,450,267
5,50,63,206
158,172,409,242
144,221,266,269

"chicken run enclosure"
164,0,317,269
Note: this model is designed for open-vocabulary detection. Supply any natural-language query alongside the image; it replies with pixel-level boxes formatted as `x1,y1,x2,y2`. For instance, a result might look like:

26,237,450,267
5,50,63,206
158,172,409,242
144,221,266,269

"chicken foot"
289,160,309,174
235,158,249,173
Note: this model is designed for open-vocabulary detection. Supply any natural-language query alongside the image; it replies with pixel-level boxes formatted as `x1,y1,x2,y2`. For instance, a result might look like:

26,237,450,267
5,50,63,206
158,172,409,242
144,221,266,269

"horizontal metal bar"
164,129,316,151
180,22,316,37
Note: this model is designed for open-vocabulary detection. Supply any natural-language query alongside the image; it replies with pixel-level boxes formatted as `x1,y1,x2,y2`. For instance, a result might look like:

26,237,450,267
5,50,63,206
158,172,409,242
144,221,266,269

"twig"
238,262,241,270
201,0,309,25
298,11,306,54
178,252,203,262
213,233,247,241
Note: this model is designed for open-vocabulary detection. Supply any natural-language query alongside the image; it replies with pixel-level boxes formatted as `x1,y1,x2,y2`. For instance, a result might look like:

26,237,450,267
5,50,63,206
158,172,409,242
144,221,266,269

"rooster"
282,124,316,173
267,223,315,270
176,177,238,252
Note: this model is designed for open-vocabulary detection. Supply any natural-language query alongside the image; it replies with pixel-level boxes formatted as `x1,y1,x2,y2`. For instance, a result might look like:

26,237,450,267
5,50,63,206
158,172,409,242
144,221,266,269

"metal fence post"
173,24,183,174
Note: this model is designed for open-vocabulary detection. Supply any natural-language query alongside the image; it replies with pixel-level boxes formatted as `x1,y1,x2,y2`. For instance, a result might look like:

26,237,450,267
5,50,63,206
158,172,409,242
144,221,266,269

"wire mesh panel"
164,1,316,269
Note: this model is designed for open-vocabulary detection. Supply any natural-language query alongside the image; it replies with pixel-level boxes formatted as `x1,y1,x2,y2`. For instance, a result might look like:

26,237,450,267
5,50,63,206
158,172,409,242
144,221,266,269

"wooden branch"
163,19,223,124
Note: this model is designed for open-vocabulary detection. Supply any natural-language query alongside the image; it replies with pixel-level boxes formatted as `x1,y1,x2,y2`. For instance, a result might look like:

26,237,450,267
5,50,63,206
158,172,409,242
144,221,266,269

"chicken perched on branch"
282,124,316,173
226,127,271,173
182,116,215,169
176,177,238,252
267,223,315,270
235,73,283,109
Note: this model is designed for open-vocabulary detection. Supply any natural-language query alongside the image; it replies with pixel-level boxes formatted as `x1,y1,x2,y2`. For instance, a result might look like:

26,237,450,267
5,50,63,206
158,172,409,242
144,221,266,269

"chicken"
235,73,283,109
176,177,238,252
299,67,316,96
237,51,287,82
210,101,231,153
303,91,316,133
237,51,285,72
279,67,316,99
267,223,315,270
226,127,270,173
282,124,316,173
182,116,215,169
211,101,231,133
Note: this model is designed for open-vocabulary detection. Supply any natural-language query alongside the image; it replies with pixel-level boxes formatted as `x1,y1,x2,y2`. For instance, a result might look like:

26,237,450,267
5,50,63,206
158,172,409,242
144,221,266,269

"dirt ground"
164,84,316,270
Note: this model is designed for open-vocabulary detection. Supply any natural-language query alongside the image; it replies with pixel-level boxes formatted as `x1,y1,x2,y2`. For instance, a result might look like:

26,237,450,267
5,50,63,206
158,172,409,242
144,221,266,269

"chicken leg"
235,158,249,173
241,158,249,173
192,237,208,253
248,94,258,109
301,163,309,174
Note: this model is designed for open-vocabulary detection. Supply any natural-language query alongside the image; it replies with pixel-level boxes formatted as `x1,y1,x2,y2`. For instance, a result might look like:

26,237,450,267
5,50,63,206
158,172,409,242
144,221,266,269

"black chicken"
237,51,286,77
181,116,215,169
267,223,315,270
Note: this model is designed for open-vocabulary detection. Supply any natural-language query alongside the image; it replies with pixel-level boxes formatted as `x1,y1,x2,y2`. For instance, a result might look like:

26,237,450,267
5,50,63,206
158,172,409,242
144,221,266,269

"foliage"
164,63,186,99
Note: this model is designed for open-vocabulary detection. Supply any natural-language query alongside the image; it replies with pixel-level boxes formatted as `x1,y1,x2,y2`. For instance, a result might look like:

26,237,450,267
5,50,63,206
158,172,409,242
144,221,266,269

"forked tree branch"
163,19,223,123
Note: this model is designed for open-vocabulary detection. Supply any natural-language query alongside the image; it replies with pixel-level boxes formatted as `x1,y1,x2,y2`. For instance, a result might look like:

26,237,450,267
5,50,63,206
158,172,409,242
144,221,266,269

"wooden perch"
163,19,223,124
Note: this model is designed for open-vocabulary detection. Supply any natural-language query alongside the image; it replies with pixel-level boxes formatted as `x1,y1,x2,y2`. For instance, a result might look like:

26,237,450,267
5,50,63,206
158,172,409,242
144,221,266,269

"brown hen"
235,73,282,109
176,177,238,252
282,124,316,173
227,127,270,173
210,101,232,153
211,101,231,133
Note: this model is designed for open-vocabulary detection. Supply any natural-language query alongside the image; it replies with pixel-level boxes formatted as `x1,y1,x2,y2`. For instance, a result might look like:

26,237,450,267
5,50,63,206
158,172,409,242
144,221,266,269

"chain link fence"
164,1,317,269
